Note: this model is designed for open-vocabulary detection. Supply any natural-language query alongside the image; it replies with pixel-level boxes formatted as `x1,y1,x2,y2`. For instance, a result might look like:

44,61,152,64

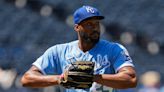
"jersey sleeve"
32,46,58,75
112,43,134,73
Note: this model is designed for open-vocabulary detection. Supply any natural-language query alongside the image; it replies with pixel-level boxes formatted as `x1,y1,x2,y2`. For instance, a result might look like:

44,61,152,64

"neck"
78,39,96,52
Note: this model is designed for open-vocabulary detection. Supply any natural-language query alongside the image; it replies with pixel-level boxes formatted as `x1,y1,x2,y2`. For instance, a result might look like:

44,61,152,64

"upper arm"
23,65,43,79
27,65,43,75
21,65,43,85
117,66,137,85
112,44,134,73
118,66,136,77
32,46,58,75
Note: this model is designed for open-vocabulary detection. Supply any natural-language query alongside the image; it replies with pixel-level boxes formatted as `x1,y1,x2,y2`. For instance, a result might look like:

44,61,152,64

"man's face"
77,18,101,44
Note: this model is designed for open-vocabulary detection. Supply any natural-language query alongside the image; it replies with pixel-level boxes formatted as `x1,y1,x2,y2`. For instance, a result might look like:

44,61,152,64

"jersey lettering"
95,54,110,74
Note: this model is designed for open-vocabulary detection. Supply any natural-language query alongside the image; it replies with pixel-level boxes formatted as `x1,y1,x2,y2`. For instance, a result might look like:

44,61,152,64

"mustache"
79,31,100,43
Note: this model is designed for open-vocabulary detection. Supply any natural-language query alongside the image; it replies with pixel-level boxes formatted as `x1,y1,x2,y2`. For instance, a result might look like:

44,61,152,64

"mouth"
90,31,100,39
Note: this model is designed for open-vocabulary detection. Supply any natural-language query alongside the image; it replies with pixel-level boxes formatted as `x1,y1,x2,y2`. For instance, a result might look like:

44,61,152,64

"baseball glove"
59,61,95,89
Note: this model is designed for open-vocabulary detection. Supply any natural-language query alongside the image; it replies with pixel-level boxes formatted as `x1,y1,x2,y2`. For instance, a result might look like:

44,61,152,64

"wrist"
55,75,62,85
93,74,101,82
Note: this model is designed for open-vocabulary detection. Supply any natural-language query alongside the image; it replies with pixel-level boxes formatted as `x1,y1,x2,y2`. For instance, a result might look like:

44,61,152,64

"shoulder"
111,43,130,57
102,40,127,50
55,40,78,49
99,39,121,49
113,43,129,53
46,40,78,53
99,39,128,53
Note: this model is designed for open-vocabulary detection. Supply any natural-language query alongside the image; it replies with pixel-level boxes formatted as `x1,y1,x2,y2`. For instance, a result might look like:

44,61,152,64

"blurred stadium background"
0,0,164,92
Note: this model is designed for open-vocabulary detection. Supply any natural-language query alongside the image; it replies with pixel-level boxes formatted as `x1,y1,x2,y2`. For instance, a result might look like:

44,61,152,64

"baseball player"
21,5,137,92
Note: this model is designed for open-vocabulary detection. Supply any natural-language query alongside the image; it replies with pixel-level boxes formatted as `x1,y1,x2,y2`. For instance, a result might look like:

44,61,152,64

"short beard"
79,31,100,44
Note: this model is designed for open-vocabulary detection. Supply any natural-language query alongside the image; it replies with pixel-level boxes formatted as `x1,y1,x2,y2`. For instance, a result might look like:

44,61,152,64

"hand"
58,61,95,89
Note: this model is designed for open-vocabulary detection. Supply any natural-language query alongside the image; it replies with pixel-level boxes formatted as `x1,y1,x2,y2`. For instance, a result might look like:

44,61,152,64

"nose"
84,21,100,30
91,24,100,31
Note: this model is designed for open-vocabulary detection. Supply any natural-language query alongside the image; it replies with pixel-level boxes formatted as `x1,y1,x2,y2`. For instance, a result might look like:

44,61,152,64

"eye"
86,22,92,26
95,21,99,25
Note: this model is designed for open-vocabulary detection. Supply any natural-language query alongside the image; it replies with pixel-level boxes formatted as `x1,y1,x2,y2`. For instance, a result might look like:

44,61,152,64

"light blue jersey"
33,39,134,92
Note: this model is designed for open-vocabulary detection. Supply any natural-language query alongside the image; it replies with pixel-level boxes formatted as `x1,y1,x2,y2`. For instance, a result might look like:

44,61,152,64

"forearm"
21,72,60,88
93,73,137,89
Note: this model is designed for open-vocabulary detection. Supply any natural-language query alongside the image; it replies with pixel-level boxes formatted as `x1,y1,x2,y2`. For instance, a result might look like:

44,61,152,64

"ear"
74,24,80,32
